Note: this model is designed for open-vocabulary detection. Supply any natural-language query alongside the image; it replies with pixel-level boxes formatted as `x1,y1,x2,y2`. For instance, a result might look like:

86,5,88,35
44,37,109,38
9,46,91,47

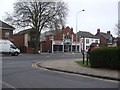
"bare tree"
5,2,68,53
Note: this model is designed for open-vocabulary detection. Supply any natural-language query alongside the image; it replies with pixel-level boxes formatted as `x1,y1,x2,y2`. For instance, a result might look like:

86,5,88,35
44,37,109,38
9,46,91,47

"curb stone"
37,63,120,82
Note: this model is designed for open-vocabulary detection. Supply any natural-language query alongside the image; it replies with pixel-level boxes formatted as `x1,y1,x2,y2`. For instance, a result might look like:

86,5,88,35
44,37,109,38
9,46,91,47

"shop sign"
72,42,80,45
64,42,71,45
53,41,63,45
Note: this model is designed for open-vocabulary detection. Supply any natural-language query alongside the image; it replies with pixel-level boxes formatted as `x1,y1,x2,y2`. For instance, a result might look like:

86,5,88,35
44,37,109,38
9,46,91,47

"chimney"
107,31,111,34
62,26,64,30
66,26,70,29
71,27,73,32
97,28,100,33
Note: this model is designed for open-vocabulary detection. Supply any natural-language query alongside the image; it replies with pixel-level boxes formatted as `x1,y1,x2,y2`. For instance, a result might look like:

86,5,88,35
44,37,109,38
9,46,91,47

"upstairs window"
64,35,71,39
5,32,10,37
64,35,72,42
86,39,89,44
95,40,98,43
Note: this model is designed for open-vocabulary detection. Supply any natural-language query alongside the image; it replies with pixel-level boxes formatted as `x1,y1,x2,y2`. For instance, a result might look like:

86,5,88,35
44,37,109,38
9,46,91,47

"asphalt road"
1,53,119,89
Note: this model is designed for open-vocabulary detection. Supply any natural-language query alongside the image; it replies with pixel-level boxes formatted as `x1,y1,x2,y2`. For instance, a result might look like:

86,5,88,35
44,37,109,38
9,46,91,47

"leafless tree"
5,1,68,53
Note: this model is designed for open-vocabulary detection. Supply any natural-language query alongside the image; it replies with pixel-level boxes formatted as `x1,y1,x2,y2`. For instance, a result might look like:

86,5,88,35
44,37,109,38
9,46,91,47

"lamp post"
76,9,85,53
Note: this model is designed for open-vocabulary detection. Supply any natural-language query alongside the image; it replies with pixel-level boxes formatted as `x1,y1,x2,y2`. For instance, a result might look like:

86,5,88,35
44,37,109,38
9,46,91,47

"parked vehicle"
0,40,20,56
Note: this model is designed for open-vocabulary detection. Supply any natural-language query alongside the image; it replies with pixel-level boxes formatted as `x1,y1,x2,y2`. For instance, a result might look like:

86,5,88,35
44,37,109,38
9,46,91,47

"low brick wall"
26,47,34,54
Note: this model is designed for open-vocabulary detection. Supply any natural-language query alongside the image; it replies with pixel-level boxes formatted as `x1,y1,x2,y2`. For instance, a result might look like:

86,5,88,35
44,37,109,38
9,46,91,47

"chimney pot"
107,31,111,34
71,27,73,32
97,28,100,33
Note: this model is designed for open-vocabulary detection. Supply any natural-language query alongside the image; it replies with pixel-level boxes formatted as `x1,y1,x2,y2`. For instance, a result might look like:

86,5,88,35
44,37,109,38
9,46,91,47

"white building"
77,31,100,51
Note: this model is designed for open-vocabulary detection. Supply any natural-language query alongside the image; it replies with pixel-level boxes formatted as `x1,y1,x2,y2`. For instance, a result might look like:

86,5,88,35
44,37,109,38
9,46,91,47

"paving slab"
38,59,119,81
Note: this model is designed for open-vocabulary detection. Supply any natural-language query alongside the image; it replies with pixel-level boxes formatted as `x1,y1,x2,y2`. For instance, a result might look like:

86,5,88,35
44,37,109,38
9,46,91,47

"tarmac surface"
37,59,120,81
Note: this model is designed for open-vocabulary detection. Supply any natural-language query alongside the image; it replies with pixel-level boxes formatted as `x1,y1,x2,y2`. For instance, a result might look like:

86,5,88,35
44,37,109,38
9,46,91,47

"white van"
0,39,20,56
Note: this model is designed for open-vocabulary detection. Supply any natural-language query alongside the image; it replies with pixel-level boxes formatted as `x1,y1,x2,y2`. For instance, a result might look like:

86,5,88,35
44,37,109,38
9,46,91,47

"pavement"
37,59,120,81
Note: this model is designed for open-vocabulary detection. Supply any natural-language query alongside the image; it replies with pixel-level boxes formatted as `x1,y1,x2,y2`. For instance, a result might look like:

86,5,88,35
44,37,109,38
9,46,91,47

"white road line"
0,80,18,90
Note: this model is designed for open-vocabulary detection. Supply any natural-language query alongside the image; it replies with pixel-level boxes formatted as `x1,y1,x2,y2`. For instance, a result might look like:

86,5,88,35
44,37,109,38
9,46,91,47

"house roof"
98,32,113,41
77,31,99,39
0,20,15,30
16,28,34,35
44,30,56,36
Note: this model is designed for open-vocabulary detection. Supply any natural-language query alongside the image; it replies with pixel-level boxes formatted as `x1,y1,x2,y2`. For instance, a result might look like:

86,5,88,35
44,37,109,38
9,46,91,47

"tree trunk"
34,29,40,54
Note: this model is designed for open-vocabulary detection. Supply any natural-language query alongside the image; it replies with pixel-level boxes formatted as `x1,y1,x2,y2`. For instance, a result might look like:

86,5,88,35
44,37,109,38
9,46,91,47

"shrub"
89,47,120,70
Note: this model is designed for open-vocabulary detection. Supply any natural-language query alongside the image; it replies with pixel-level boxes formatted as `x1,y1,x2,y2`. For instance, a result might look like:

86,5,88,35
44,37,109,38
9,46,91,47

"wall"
41,27,80,52
85,38,100,50
96,33,108,47
1,30,13,41
13,34,24,48
80,37,100,51
42,39,52,52
0,30,2,39
54,27,80,42
13,34,25,53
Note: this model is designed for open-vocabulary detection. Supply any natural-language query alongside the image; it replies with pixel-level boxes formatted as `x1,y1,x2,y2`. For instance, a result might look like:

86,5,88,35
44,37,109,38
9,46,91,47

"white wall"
81,37,100,51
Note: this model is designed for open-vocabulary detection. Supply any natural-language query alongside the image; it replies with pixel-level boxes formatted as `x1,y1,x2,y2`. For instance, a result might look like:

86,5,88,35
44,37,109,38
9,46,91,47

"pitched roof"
15,28,34,35
44,30,56,36
98,32,113,41
77,31,99,39
0,20,15,30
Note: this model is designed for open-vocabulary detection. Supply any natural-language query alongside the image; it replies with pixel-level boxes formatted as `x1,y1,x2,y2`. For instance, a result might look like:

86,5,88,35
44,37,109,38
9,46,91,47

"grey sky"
0,0,119,36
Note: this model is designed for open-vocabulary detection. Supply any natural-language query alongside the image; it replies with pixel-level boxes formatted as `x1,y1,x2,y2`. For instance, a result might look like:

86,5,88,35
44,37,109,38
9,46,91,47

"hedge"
89,47,120,70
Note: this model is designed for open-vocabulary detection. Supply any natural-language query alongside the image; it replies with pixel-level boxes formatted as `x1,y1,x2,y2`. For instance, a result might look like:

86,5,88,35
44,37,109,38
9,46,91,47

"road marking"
0,80,18,90
32,63,119,84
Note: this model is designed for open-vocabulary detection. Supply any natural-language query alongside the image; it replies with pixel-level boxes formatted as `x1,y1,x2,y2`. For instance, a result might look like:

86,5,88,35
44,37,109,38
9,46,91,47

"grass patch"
76,61,91,67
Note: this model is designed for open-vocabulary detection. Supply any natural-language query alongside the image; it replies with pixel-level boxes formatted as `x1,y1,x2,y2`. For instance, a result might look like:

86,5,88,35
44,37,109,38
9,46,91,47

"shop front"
52,41,80,52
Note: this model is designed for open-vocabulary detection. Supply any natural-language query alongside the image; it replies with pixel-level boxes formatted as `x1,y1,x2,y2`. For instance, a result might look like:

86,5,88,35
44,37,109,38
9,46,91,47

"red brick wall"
116,37,120,46
54,27,80,42
13,34,25,48
2,30,13,40
96,33,108,47
26,47,34,53
42,40,52,52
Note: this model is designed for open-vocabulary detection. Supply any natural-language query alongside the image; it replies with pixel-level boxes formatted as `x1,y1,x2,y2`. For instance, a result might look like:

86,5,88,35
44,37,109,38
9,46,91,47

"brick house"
13,28,35,53
95,29,114,47
113,37,120,46
77,31,100,51
0,20,15,41
41,26,80,53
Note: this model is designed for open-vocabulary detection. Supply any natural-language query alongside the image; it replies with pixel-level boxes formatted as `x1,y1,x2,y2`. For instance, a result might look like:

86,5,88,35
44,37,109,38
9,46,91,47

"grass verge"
76,61,91,67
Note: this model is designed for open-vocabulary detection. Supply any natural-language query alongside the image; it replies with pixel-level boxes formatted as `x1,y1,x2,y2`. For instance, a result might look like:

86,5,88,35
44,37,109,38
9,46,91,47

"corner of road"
36,59,120,81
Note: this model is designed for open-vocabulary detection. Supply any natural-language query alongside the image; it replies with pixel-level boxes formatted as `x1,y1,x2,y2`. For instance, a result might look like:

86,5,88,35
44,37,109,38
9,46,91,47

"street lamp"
76,9,85,53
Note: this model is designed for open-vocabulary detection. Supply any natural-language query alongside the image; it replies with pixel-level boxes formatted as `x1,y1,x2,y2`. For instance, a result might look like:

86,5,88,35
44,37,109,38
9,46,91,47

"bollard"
82,52,85,64
86,53,89,65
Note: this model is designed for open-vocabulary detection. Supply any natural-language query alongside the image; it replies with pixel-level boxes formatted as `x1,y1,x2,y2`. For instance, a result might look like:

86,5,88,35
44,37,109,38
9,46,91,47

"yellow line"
32,63,119,84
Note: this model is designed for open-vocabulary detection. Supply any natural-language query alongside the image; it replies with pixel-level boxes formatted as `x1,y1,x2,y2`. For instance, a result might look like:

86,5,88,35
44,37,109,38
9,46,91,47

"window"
10,44,16,49
95,40,98,43
86,39,89,43
5,32,10,37
64,35,71,39
86,46,89,50
64,35,72,42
